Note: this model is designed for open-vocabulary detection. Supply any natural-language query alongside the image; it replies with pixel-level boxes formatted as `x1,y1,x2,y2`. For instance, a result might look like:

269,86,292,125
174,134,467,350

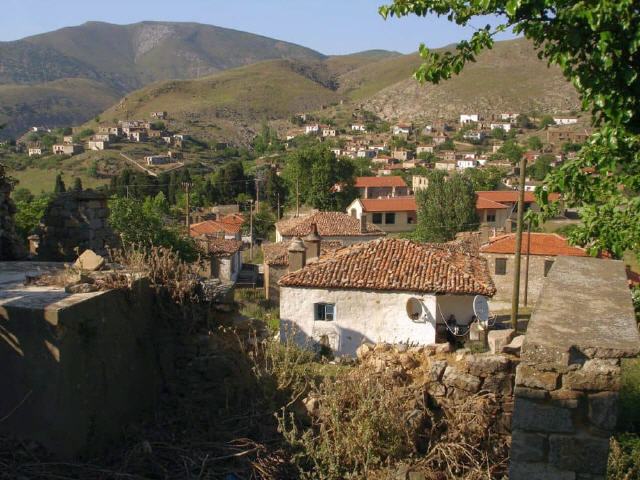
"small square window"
385,213,396,224
315,303,335,321
495,258,507,275
486,210,496,223
544,259,555,277
372,213,383,224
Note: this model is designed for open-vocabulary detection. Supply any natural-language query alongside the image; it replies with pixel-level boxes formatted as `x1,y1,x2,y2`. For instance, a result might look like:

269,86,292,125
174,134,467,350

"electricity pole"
510,156,528,331
524,219,532,306
249,200,254,261
295,175,300,217
182,182,192,230
277,192,281,220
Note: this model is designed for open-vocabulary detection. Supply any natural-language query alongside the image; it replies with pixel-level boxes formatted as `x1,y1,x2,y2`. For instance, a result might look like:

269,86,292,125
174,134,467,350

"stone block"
442,367,481,393
509,461,576,480
515,386,550,400
548,434,610,475
511,431,547,463
488,329,515,354
563,365,620,392
429,360,447,383
503,335,525,355
465,354,511,376
74,249,106,271
588,392,618,430
516,364,560,391
550,390,583,409
512,398,574,433
482,372,514,396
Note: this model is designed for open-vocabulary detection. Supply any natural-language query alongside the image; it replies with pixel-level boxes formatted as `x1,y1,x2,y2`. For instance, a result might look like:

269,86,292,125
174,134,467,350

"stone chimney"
304,223,322,261
360,214,368,234
288,237,306,272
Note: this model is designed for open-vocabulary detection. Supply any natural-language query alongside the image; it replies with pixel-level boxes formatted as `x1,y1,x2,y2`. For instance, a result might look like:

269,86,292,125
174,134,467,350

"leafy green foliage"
491,127,506,141
412,171,478,242
379,0,640,258
538,115,556,129
463,166,507,191
527,136,543,151
14,194,51,239
108,197,198,261
493,139,525,164
528,154,554,181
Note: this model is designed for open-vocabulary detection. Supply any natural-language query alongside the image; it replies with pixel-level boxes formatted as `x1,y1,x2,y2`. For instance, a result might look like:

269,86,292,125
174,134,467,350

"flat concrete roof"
523,257,640,364
0,262,105,311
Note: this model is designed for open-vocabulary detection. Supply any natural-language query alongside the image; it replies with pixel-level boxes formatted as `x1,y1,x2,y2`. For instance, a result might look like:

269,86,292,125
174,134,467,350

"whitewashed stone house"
279,238,496,356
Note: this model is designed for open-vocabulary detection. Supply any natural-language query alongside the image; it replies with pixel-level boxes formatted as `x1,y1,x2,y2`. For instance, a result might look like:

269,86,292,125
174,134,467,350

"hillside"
358,38,580,121
0,21,326,138
92,60,344,144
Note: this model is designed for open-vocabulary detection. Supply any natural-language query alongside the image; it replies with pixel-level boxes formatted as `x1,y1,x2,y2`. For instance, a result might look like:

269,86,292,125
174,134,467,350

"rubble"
74,249,106,271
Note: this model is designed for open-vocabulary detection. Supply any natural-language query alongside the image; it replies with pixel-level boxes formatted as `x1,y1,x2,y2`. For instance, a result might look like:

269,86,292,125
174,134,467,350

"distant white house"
305,124,320,135
490,123,513,132
416,145,434,155
553,117,578,125
463,130,484,142
53,144,83,156
392,124,411,136
88,140,109,151
279,238,496,356
351,124,367,132
457,158,477,170
460,114,479,124
499,113,519,122
322,127,337,137
145,155,174,166
28,146,43,157
356,149,376,159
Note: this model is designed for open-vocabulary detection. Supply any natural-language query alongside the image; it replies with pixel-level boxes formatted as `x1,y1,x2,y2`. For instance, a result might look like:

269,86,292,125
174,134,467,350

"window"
486,210,496,223
372,213,383,224
385,213,396,224
544,259,555,277
495,258,507,275
315,303,335,321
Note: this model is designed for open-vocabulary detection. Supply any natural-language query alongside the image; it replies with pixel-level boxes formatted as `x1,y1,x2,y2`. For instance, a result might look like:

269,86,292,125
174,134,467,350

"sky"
1,0,515,55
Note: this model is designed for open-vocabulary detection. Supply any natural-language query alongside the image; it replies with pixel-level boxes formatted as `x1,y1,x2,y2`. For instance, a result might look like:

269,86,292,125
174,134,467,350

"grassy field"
10,167,109,194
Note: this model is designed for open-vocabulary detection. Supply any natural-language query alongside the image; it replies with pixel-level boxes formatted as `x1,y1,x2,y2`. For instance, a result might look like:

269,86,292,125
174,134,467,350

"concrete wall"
0,278,175,458
509,257,640,479
481,252,554,310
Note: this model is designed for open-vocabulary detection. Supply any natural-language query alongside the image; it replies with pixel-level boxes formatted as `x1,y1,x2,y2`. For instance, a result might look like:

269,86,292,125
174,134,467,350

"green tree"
72,177,83,192
413,171,478,242
493,140,525,164
539,115,556,129
14,194,51,239
527,136,543,151
463,166,507,191
54,173,66,194
380,0,640,257
13,187,33,203
529,154,554,181
516,114,532,129
491,127,507,141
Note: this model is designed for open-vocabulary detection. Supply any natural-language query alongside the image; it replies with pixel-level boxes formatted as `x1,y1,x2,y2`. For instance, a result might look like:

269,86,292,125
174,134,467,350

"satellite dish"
406,297,424,322
473,295,490,325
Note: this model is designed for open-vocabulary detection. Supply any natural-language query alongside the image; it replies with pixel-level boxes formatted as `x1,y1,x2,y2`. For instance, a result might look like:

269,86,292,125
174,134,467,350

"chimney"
288,237,306,272
360,214,367,234
304,223,322,261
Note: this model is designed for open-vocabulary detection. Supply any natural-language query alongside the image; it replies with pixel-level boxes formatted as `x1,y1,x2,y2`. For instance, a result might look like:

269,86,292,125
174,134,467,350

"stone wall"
36,190,118,261
0,166,25,260
509,257,640,479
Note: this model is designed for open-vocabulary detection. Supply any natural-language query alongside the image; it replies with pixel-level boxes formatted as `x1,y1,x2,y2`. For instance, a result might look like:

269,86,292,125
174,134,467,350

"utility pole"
524,219,532,307
249,200,254,261
510,156,528,331
295,175,300,217
277,193,281,220
182,182,192,230
255,178,260,211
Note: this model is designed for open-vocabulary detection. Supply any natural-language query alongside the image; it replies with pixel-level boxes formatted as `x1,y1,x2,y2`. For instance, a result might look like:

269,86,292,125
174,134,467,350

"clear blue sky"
1,0,515,55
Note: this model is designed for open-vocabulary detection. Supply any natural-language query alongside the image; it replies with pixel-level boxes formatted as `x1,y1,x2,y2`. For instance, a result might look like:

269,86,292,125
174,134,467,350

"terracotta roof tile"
196,237,243,256
480,233,587,257
276,212,385,237
475,197,510,210
190,219,242,236
263,240,344,266
476,190,561,203
279,238,496,296
360,197,417,212
355,176,408,188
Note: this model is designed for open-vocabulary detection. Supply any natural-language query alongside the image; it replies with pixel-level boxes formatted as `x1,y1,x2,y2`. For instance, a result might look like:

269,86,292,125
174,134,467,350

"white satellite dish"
406,297,425,323
473,295,490,326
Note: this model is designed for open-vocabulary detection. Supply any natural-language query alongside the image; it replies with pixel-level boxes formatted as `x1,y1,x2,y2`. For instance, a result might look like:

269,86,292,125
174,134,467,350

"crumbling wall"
509,257,640,479
36,190,118,261
0,166,24,260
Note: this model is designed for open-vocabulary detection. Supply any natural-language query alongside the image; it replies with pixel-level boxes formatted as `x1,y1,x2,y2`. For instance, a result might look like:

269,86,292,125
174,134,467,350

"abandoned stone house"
275,211,385,245
279,237,496,357
262,227,343,303
195,237,243,283
479,232,588,310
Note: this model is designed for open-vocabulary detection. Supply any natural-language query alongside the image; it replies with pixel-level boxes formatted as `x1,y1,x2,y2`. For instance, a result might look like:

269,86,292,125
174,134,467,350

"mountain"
0,21,326,138
86,37,579,144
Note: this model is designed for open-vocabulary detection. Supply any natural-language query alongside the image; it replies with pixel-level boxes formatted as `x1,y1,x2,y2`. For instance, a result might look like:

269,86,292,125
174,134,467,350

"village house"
479,233,588,310
392,148,414,161
490,123,513,132
412,175,429,192
93,133,114,142
275,211,385,244
433,133,448,146
441,150,457,162
53,143,83,156
195,237,243,283
416,145,434,155
88,139,109,151
457,158,478,170
351,124,367,132
392,124,412,136
475,190,562,231
552,117,578,125
262,225,343,303
190,215,244,241
305,124,320,135
435,160,457,172
463,130,484,142
498,113,519,122
322,127,337,137
151,111,167,119
168,150,183,160
27,145,43,157
98,126,122,137
355,176,409,199
372,155,397,166
546,127,590,145
475,195,511,234
460,114,479,124
128,130,148,142
278,238,496,356
356,149,376,159
63,135,74,144
376,164,408,176
347,197,417,234
145,155,174,166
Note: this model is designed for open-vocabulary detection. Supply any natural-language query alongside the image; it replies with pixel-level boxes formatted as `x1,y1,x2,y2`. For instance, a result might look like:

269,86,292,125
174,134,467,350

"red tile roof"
355,176,407,188
263,240,344,266
276,212,386,237
476,197,510,210
480,233,587,257
360,197,417,213
279,238,496,296
476,190,561,204
190,219,242,236
196,237,243,256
